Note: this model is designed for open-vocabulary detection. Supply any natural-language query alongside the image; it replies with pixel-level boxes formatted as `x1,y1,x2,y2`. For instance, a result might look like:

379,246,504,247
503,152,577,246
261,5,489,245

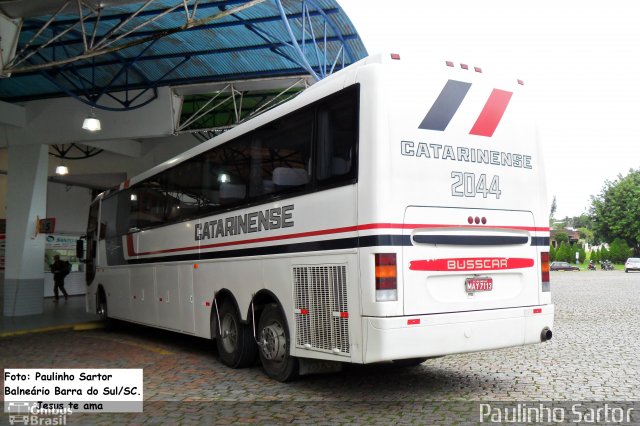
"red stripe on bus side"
126,234,135,257
127,223,550,257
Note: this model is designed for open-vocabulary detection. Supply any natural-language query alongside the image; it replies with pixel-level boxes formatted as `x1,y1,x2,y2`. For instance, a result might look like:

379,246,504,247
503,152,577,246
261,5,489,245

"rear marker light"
391,53,401,60
407,319,420,325
474,67,482,73
474,216,480,224
481,217,487,225
517,79,524,85
446,61,454,67
375,253,397,301
467,216,473,224
460,63,469,70
533,308,542,314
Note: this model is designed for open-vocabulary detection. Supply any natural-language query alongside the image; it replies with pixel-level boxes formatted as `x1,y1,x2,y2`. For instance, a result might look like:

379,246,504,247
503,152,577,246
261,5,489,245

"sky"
338,0,640,220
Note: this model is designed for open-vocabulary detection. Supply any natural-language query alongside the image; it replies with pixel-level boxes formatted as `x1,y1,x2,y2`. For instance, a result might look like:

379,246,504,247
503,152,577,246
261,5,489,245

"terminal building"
0,0,367,318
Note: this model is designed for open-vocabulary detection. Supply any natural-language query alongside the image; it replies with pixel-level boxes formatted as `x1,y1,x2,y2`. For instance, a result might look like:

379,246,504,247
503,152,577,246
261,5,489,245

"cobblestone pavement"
1,271,639,424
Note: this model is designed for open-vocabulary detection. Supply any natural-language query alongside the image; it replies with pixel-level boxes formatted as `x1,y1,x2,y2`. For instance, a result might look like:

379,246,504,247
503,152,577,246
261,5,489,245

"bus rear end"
356,53,553,363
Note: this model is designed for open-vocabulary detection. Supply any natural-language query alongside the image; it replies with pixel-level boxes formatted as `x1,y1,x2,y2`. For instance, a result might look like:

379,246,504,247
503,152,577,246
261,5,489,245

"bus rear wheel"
258,303,298,382
215,300,257,368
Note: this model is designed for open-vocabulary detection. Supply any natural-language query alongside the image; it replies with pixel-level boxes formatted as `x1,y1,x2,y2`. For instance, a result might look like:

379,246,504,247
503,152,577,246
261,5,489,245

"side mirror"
76,239,85,259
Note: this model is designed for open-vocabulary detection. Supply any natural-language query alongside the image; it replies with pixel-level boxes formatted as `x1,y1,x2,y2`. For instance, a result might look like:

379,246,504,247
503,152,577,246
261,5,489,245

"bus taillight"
540,252,550,291
375,253,397,301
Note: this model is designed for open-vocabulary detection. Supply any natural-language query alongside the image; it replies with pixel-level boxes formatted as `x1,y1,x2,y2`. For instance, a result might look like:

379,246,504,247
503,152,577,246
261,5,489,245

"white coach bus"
81,53,553,381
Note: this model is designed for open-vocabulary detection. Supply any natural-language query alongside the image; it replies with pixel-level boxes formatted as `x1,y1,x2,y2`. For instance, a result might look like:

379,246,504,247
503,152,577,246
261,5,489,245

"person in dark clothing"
50,255,69,302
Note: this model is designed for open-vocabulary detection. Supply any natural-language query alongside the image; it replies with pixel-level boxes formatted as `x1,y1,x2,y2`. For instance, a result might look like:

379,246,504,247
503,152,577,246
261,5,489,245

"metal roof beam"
21,0,253,31
2,67,329,103
15,34,358,78
23,8,339,51
5,0,267,75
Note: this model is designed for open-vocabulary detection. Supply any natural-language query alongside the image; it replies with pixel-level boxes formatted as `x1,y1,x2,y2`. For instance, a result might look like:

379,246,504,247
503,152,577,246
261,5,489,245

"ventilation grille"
293,265,350,356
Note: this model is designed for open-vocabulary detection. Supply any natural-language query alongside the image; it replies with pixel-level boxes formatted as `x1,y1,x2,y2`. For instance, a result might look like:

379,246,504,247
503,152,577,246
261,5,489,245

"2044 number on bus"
451,171,501,199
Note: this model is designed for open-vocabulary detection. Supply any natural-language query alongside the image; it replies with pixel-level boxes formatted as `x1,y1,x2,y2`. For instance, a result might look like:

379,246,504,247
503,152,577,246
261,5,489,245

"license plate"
465,277,493,292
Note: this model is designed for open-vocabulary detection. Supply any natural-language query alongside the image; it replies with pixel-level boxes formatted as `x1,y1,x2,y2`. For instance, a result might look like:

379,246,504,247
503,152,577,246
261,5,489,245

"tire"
625,269,628,273
257,303,298,382
97,292,108,321
214,300,258,368
96,289,116,330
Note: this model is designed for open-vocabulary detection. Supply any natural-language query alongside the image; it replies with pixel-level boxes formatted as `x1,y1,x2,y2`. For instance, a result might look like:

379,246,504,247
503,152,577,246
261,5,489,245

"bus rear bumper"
362,305,554,363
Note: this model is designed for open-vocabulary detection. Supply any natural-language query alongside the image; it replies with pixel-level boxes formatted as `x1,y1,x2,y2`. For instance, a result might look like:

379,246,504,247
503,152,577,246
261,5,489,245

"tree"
556,242,571,263
609,238,633,263
550,196,557,221
572,214,594,230
554,232,569,246
565,243,583,264
549,245,556,262
578,245,586,263
591,169,640,255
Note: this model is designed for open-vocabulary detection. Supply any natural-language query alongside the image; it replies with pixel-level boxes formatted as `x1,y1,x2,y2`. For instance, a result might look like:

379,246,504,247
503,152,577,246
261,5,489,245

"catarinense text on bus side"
400,140,533,169
194,205,294,241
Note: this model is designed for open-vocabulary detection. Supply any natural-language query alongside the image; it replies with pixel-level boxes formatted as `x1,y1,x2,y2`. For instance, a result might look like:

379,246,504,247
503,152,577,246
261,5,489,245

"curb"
0,321,104,338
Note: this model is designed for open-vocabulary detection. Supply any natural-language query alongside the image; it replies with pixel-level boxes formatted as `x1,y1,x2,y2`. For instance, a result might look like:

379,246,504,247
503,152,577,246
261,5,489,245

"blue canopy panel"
0,0,368,110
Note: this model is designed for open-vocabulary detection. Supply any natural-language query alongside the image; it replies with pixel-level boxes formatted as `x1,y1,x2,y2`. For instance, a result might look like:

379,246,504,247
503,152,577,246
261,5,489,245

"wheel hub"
220,314,238,353
261,323,286,361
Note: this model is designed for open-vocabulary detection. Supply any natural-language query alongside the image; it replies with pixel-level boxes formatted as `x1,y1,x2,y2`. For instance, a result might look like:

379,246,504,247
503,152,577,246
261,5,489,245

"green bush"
556,242,571,262
609,238,633,263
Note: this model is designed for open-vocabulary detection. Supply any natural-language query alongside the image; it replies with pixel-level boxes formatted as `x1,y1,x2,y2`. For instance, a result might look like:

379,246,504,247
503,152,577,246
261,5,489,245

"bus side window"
219,183,246,204
130,187,165,229
252,109,312,198
100,194,120,238
272,167,309,189
316,85,359,185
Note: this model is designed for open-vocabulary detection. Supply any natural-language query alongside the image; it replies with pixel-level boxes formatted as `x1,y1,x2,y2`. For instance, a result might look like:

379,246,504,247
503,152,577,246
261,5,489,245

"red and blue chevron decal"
419,79,513,137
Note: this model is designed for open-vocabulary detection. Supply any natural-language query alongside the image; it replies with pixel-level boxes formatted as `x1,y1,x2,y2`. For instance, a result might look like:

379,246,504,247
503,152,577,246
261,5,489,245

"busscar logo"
409,257,534,272
418,79,513,137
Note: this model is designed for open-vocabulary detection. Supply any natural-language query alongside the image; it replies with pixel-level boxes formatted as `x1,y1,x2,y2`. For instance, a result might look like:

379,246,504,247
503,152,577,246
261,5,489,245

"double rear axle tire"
257,304,298,382
215,300,258,369
214,300,298,381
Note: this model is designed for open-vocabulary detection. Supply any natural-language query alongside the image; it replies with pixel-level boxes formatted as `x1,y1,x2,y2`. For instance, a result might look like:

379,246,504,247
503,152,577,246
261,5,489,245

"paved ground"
1,271,639,424
0,296,99,335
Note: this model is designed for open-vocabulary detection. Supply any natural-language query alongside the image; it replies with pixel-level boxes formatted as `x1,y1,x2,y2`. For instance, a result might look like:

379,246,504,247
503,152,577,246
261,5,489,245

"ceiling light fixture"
82,108,101,132
55,165,69,175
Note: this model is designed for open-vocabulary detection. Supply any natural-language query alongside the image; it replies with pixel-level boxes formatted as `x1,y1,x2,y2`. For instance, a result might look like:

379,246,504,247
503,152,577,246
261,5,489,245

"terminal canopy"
0,0,368,117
